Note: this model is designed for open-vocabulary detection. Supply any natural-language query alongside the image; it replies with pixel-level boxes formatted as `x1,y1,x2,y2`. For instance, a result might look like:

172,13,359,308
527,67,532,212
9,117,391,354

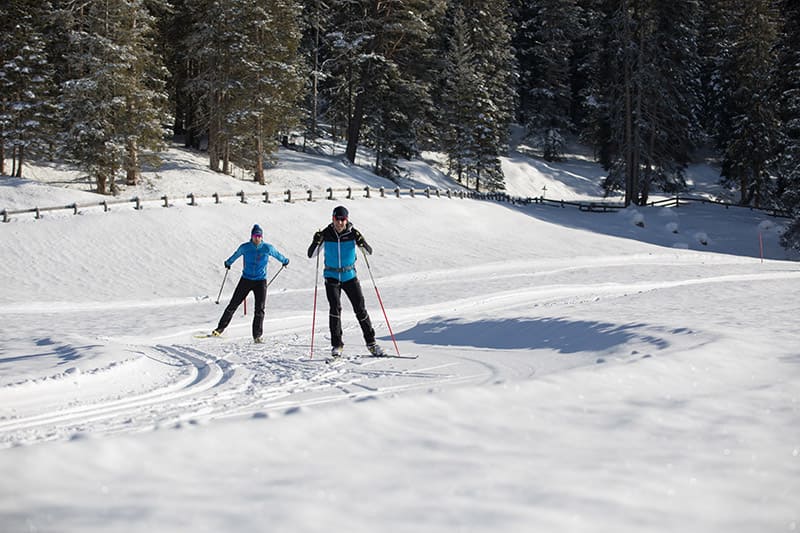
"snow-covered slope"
1,144,797,533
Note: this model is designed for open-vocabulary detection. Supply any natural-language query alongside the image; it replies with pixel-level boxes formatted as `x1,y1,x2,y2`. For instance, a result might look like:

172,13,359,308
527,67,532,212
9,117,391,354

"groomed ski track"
2,254,797,449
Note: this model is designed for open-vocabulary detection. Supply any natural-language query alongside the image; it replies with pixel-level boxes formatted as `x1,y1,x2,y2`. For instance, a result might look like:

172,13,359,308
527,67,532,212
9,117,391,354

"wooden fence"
1,185,792,223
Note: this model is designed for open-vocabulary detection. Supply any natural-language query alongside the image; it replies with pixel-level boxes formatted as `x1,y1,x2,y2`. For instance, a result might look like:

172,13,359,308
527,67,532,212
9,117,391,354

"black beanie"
332,205,349,218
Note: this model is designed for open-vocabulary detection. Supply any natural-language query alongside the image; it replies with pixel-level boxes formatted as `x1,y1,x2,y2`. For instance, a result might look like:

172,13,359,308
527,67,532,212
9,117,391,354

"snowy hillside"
0,145,798,533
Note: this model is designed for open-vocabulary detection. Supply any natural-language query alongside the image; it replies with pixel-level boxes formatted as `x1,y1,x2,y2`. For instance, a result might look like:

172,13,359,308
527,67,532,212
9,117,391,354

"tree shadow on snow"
392,316,669,354
0,338,91,366
493,199,795,261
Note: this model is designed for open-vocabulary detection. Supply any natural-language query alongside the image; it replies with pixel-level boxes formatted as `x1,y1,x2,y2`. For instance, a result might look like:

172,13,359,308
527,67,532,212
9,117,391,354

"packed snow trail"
3,256,796,448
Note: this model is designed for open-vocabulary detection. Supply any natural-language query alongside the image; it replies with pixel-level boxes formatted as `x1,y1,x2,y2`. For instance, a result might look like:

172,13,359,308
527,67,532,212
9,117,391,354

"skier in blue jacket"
307,205,386,357
213,224,289,343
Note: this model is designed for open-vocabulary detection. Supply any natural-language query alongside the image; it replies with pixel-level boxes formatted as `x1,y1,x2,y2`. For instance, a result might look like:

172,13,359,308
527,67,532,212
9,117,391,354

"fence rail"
1,186,792,223
1,186,486,222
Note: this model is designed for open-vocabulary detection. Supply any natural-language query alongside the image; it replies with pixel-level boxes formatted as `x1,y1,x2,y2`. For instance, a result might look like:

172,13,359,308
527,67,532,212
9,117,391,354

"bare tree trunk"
15,145,24,177
345,92,365,164
96,173,107,195
753,163,762,208
622,0,634,207
209,123,220,172
632,6,644,205
639,128,656,205
255,146,264,183
311,0,320,140
222,141,230,175
739,172,749,205
0,140,5,175
209,91,221,172
126,138,140,185
255,117,265,184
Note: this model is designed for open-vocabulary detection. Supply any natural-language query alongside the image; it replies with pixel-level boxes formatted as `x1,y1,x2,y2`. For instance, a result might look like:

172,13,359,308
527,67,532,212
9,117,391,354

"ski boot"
367,343,387,357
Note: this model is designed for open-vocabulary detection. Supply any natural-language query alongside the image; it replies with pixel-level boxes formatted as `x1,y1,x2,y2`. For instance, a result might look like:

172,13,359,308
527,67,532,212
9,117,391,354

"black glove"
307,231,322,258
224,262,231,270
355,231,372,255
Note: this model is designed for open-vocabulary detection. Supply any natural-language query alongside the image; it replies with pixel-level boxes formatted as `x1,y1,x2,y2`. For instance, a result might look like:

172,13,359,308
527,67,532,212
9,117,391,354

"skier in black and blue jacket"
213,224,289,343
307,206,386,358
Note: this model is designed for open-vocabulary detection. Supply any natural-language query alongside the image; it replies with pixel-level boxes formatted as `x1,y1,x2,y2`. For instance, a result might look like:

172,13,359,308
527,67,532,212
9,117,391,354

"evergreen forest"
1,0,799,249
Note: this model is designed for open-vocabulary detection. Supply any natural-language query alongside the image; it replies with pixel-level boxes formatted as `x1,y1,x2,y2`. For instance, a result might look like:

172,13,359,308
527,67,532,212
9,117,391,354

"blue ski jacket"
225,241,288,281
308,223,371,282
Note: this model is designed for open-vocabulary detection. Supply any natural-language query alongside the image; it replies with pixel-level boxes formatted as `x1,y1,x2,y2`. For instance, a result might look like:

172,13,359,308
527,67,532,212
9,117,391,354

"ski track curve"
2,261,796,448
0,345,234,447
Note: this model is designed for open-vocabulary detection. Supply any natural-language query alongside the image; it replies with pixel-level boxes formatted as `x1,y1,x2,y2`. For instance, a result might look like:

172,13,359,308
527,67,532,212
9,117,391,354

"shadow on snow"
0,338,92,366
392,316,670,354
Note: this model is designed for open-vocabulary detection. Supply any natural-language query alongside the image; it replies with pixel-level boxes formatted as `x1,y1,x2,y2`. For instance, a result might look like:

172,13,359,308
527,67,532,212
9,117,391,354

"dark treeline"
1,0,799,248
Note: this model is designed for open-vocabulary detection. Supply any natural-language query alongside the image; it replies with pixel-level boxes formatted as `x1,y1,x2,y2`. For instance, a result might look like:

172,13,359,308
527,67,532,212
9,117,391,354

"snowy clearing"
1,146,798,533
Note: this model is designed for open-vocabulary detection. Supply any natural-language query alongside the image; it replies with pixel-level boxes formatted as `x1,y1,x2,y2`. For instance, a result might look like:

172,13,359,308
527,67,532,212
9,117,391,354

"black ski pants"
325,277,375,348
216,277,267,339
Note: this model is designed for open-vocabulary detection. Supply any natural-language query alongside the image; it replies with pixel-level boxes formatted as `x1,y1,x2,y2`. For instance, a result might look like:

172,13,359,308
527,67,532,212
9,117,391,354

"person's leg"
252,279,267,339
216,278,249,333
324,278,344,348
342,278,375,345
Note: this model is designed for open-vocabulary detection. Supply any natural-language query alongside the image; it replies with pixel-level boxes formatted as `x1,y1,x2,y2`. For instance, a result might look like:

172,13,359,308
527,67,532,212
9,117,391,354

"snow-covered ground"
0,143,798,533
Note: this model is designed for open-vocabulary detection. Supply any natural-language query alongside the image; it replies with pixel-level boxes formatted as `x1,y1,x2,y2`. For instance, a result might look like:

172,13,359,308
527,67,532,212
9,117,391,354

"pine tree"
570,0,602,138
58,0,169,195
776,0,800,250
226,0,305,184
185,0,304,180
514,0,580,161
718,0,781,207
0,1,56,177
698,0,736,144
321,0,444,177
582,0,701,205
161,0,207,150
635,0,702,203
299,0,335,144
439,5,482,185
184,0,239,173
577,0,615,170
437,0,515,192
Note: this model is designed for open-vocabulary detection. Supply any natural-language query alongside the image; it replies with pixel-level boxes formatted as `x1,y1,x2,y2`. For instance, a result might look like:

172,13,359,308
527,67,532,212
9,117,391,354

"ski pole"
264,263,286,312
215,269,229,304
267,263,286,288
360,248,400,356
310,250,321,359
